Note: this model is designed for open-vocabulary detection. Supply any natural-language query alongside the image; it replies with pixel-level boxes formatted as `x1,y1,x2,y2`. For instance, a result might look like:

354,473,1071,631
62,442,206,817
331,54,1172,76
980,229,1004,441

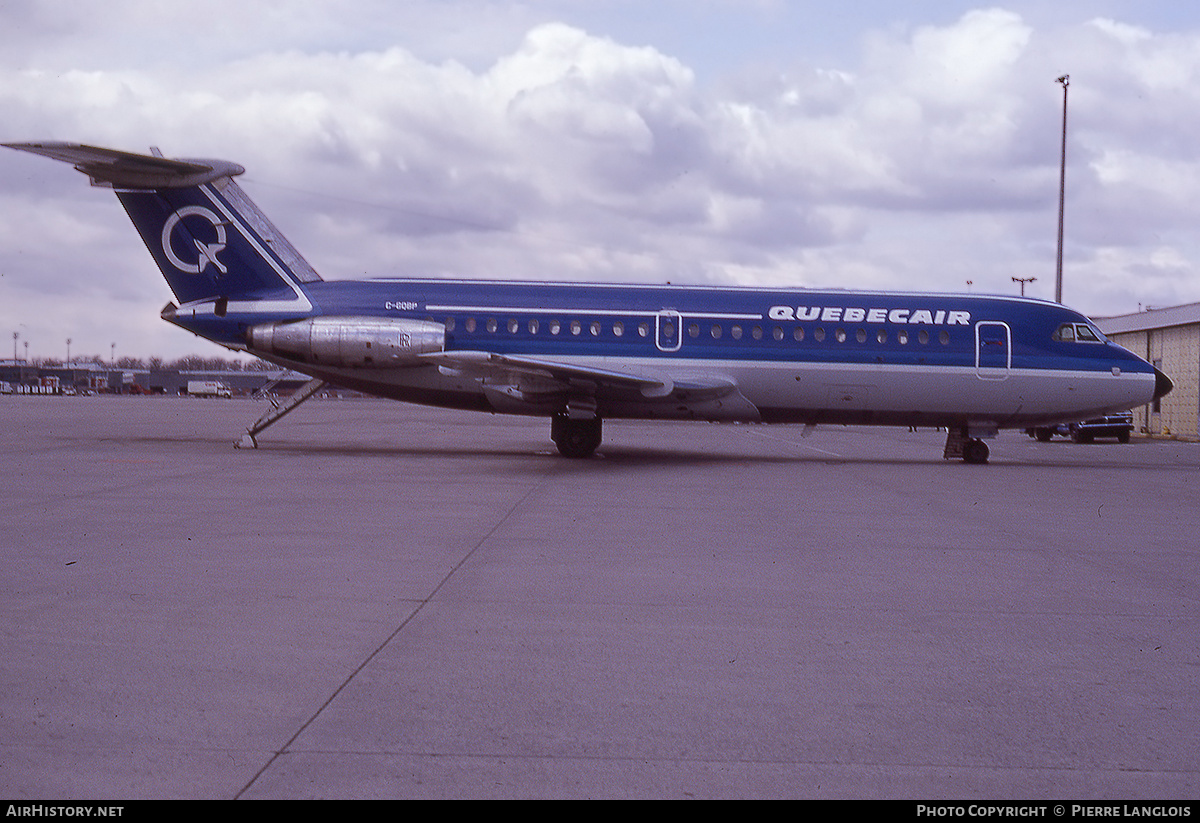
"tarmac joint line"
232,467,561,799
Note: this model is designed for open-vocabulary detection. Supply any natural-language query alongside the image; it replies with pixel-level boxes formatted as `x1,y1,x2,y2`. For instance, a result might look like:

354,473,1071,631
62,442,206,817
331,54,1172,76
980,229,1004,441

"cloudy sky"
3,0,1200,362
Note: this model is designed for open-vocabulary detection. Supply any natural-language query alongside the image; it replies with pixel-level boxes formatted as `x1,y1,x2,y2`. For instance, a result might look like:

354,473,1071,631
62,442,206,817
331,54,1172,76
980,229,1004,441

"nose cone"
1154,368,1173,400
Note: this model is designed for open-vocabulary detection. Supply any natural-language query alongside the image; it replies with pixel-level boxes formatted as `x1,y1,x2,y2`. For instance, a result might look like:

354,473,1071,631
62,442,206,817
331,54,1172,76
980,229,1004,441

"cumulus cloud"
3,4,1200,360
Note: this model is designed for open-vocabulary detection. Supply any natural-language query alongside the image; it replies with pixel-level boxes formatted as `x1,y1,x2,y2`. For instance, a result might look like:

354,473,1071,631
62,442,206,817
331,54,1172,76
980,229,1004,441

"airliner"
4,142,1172,463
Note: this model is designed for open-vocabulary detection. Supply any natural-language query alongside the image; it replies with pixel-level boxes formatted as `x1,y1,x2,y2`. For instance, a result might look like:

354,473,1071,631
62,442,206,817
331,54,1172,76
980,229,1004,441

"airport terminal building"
1096,302,1200,440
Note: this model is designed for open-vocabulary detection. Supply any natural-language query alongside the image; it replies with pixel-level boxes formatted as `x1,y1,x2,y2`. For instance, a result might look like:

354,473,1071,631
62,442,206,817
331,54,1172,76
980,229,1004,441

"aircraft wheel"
962,438,990,464
551,413,602,458
1034,427,1053,442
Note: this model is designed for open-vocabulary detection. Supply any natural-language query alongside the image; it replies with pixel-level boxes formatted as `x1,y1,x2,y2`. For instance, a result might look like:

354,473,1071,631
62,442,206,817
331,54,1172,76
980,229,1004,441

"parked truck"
187,380,232,398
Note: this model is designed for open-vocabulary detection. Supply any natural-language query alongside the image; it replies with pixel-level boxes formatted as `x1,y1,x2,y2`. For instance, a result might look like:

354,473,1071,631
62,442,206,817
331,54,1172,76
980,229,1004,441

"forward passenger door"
975,321,1011,380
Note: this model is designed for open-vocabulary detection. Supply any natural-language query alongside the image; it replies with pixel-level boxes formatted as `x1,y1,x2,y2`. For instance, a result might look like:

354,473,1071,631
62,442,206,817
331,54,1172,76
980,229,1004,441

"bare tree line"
34,354,278,371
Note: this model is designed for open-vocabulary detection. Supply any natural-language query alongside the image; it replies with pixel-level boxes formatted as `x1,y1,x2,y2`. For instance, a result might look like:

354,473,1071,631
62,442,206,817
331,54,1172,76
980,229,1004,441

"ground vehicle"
1027,411,1134,443
187,380,232,398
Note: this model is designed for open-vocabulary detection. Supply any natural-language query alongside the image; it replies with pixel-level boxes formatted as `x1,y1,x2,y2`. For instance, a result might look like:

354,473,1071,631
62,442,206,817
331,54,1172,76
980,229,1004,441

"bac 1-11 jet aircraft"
4,142,1173,463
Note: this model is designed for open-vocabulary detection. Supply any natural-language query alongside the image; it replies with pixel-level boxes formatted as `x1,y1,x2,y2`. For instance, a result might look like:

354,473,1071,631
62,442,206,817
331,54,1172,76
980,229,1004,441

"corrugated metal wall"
1106,324,1199,439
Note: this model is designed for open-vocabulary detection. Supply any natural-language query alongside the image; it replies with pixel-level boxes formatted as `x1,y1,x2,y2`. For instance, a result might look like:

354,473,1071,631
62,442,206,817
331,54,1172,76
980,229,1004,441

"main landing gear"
943,426,991,464
551,411,602,458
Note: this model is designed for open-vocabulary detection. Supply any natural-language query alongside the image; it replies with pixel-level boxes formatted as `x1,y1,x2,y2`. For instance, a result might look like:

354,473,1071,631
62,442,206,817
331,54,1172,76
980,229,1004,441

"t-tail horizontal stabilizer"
3,142,244,188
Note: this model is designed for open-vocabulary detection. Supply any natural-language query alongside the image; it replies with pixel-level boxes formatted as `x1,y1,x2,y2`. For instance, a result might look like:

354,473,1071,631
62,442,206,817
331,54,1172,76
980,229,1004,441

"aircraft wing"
421,350,761,421
422,351,667,394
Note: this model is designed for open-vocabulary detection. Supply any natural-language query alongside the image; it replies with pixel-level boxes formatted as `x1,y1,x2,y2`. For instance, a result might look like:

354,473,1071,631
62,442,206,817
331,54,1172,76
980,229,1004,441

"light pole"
1013,276,1036,296
1055,74,1069,304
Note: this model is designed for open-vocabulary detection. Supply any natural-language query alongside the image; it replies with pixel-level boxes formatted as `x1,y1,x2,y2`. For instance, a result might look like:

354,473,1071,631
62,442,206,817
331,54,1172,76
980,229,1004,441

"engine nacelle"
247,316,445,368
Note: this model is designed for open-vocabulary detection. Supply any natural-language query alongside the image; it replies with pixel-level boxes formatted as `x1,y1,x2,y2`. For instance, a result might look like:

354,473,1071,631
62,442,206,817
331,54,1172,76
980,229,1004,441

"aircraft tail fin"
4,142,321,310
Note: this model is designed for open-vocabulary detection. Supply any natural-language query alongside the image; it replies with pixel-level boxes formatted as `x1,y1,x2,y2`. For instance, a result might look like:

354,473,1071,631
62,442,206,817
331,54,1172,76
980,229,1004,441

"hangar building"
1096,302,1200,440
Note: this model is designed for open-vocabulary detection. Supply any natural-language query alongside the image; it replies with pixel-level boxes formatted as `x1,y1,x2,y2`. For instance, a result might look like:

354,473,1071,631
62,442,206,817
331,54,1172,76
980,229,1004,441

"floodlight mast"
1012,276,1036,297
1055,74,1069,304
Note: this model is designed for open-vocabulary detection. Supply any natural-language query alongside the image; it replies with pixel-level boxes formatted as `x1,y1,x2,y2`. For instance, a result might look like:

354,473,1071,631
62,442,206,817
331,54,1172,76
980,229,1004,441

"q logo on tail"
161,206,228,275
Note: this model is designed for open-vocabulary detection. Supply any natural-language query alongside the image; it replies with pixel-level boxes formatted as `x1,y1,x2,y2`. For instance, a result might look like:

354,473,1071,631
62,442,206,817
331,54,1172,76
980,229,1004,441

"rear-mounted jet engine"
247,316,445,368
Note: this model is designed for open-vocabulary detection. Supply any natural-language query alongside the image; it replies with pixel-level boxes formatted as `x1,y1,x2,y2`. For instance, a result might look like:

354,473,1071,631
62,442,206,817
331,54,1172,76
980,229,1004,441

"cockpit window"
1054,322,1104,343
